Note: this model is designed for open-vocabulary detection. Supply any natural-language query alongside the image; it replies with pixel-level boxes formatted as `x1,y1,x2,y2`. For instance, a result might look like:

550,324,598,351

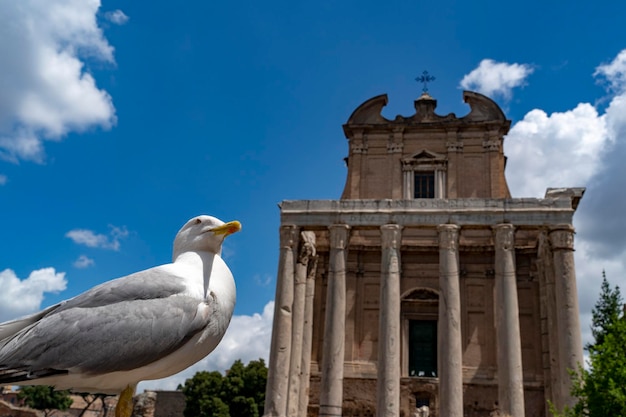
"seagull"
0,215,241,417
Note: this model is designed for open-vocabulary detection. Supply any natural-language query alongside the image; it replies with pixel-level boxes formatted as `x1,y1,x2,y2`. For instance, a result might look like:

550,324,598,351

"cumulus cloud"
0,0,117,163
104,9,129,25
460,59,534,100
66,225,129,251
503,48,626,348
139,301,274,391
505,103,609,197
73,254,95,268
0,268,67,322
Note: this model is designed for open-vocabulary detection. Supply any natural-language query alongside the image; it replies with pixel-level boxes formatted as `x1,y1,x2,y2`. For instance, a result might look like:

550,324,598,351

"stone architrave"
494,224,525,417
437,224,463,417
287,231,316,417
264,225,298,417
549,225,583,409
298,250,318,417
319,224,350,417
377,224,402,417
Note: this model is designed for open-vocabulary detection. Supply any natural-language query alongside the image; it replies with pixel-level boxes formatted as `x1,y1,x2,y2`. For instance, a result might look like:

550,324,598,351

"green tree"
18,386,73,417
182,358,267,417
553,273,626,416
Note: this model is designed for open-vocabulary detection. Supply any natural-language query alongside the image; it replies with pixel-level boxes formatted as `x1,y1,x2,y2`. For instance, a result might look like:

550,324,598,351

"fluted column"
377,224,402,417
549,225,583,409
319,224,350,417
298,248,319,417
438,224,463,417
287,232,317,417
494,224,525,417
264,225,298,417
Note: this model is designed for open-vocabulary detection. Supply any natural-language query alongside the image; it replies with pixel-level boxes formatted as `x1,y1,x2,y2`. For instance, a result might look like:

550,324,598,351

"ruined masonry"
263,91,585,417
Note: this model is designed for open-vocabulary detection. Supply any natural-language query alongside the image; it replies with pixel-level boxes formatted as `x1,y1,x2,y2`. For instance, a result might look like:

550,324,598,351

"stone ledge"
280,194,582,227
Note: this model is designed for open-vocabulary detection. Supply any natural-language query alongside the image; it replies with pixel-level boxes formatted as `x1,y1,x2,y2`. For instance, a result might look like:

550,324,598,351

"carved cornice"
280,197,579,227
482,140,501,152
351,141,368,154
446,141,464,152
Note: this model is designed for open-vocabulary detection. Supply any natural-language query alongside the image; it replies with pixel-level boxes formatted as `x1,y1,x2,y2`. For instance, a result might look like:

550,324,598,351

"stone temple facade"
263,91,585,417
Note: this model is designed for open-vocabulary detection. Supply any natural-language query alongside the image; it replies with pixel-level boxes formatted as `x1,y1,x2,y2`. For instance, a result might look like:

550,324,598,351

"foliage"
589,271,623,347
552,273,626,417
182,358,268,417
18,385,73,417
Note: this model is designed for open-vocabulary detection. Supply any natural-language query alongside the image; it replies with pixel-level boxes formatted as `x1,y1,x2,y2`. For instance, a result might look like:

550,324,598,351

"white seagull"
0,215,241,417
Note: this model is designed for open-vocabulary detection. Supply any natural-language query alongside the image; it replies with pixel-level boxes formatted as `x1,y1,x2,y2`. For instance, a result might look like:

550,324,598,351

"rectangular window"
409,320,437,377
414,172,435,198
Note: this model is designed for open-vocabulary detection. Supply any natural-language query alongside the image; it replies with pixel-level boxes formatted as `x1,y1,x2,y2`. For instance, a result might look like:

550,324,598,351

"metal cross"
415,70,436,93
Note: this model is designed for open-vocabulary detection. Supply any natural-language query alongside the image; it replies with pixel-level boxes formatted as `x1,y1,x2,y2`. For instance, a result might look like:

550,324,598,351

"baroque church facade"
263,91,584,417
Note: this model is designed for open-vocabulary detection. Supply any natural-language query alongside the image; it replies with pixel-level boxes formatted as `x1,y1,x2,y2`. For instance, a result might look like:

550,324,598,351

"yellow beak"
212,220,242,237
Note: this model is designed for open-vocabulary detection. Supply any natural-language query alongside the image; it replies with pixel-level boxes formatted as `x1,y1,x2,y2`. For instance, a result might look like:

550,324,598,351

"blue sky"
2,0,626,391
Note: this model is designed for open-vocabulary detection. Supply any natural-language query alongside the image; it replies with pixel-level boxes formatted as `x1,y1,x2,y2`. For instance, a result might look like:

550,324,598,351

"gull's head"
173,215,241,258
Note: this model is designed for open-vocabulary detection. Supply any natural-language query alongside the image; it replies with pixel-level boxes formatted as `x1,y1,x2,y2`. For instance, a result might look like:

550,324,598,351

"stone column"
494,224,525,417
438,224,463,417
377,224,402,417
319,224,350,417
549,225,583,410
298,250,319,417
287,232,316,417
264,225,298,417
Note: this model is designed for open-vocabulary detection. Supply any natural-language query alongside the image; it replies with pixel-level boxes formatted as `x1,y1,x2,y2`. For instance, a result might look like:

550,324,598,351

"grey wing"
0,294,213,377
57,265,189,311
0,265,185,347
0,303,62,342
0,269,213,378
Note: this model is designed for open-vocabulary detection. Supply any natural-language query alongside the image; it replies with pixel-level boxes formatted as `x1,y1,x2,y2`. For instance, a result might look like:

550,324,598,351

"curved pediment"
461,91,507,122
346,94,390,124
344,91,508,128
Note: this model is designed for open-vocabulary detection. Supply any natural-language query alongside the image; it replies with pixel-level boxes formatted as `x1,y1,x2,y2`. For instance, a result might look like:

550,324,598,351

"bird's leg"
115,384,136,417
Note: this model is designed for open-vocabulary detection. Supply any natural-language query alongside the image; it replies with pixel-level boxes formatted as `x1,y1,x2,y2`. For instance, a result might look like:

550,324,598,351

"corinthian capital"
279,225,298,248
549,225,575,250
298,231,317,264
494,224,515,251
381,224,402,249
329,224,350,249
438,224,460,250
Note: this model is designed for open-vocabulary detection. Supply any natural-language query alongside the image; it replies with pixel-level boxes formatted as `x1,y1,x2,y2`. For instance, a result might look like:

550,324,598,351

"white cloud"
460,59,534,100
104,9,129,25
0,0,116,163
139,301,274,392
503,48,626,350
505,103,609,197
0,268,67,322
0,174,6,185
594,49,626,93
73,254,95,268
66,225,128,251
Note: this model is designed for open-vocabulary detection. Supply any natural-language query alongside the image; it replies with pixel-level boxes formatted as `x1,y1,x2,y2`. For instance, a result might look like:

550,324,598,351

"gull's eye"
195,218,202,225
